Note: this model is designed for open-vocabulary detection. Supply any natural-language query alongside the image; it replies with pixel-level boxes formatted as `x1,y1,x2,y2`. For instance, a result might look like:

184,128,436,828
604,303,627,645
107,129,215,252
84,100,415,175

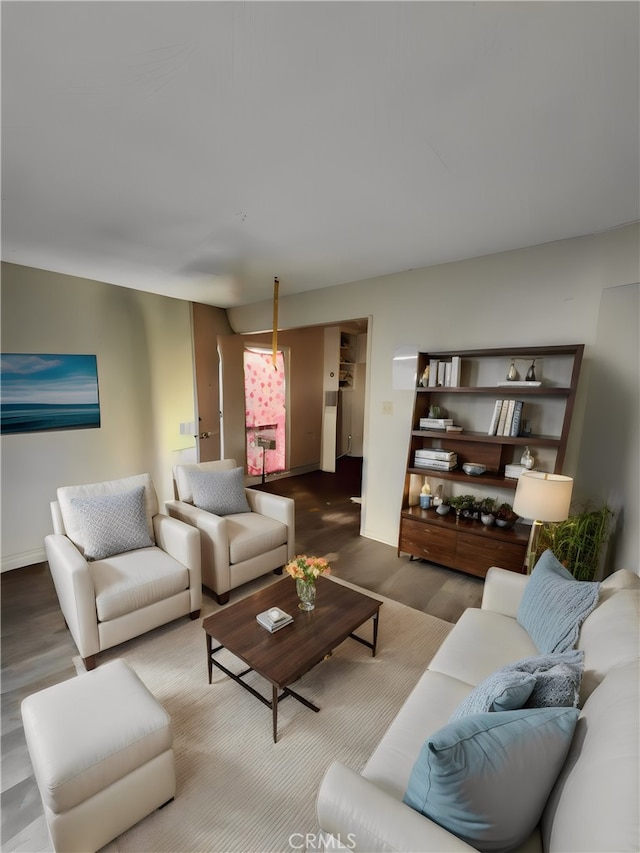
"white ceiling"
2,2,639,309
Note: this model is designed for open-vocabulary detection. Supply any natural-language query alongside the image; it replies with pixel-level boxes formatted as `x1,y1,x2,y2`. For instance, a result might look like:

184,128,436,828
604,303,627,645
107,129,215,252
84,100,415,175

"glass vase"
520,446,535,469
296,579,316,611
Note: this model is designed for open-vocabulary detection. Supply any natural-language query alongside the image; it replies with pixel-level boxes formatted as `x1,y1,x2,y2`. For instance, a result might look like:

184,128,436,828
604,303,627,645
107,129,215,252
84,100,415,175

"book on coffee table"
256,607,293,633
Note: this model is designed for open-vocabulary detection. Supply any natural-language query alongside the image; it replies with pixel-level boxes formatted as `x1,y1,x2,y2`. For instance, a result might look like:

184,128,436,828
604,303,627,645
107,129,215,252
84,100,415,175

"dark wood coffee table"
202,576,382,742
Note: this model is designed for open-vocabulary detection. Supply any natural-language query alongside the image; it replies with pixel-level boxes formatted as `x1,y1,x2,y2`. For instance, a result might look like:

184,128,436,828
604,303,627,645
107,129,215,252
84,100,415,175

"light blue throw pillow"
449,670,536,721
517,550,600,654
189,467,251,516
403,707,579,853
509,649,584,708
70,486,154,561
451,649,584,721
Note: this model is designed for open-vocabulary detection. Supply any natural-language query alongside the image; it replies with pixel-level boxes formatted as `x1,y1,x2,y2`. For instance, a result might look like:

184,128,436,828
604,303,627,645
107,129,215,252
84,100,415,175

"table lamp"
513,471,574,573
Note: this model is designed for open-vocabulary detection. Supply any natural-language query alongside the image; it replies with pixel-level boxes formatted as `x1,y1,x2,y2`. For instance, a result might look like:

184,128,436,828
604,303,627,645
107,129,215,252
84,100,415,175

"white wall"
2,225,638,573
1,264,196,570
228,225,640,572
576,282,639,571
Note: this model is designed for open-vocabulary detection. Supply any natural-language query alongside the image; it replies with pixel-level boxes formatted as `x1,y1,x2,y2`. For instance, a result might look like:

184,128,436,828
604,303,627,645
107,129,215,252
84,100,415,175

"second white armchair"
165,459,295,604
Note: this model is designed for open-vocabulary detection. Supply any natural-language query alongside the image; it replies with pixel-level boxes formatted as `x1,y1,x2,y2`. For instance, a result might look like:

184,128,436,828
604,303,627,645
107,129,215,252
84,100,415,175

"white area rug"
68,577,451,852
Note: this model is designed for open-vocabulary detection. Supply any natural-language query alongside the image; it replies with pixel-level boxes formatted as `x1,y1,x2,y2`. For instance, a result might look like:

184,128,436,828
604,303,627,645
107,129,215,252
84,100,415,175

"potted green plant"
535,503,614,581
448,495,477,520
479,497,498,526
495,502,518,528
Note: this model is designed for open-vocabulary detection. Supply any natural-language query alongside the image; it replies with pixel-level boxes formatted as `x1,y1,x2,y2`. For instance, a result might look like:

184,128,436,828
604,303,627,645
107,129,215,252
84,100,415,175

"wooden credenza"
399,505,529,578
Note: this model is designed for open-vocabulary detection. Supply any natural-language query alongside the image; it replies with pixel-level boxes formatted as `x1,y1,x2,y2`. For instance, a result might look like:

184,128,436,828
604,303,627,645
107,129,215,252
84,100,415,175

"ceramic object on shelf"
435,503,451,516
520,447,535,469
481,513,496,526
506,361,519,381
526,360,537,381
462,462,486,476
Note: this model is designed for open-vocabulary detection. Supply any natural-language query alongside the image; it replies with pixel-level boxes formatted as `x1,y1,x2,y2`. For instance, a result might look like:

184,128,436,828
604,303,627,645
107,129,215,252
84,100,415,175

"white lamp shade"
513,471,573,522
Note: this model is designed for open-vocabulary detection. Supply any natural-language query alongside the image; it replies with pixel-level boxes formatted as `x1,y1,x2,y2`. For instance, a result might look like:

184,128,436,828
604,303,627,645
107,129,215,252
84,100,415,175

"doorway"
214,320,367,489
243,346,287,477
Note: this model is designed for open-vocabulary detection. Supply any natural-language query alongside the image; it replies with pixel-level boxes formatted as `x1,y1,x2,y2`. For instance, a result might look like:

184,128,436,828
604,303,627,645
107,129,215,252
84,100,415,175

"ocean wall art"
1,353,101,435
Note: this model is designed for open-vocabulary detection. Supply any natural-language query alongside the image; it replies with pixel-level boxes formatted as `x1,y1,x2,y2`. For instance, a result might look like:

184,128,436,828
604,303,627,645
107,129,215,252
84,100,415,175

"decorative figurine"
507,361,519,381
520,446,535,469
526,360,536,382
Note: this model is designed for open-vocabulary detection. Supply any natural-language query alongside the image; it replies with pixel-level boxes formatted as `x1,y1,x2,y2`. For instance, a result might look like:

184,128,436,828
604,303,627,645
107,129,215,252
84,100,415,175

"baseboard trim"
1,548,47,572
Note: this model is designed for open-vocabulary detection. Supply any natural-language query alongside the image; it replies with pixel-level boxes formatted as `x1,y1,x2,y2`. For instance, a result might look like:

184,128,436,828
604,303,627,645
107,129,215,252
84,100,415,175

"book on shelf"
256,608,293,633
415,448,456,461
510,401,524,436
428,358,439,387
422,356,462,388
496,380,542,387
414,456,458,471
419,418,454,429
496,401,509,436
505,463,526,479
501,399,516,436
488,400,504,435
450,356,461,386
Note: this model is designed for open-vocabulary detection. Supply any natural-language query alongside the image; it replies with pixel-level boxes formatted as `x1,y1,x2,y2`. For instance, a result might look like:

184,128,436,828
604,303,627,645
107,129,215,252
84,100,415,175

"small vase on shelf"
525,360,536,382
296,579,316,611
520,446,535,469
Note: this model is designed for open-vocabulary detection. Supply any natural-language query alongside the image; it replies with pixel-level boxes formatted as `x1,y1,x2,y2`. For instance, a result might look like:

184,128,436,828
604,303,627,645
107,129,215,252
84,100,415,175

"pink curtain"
244,349,286,476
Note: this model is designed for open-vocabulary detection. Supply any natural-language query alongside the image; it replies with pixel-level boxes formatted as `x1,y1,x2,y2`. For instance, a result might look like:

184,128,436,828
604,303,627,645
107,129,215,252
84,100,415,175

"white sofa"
317,565,640,853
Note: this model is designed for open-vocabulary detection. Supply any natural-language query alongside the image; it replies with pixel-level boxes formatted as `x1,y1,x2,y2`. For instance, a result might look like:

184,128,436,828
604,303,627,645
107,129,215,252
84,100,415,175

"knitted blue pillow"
517,550,600,654
451,649,584,721
509,649,584,708
449,670,536,721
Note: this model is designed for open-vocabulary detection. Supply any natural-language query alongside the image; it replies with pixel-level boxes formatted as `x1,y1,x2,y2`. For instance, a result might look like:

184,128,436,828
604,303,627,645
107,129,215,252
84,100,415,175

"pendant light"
272,276,279,369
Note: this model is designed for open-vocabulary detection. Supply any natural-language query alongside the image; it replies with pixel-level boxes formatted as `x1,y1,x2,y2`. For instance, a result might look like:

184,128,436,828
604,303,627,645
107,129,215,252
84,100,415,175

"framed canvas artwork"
1,353,101,434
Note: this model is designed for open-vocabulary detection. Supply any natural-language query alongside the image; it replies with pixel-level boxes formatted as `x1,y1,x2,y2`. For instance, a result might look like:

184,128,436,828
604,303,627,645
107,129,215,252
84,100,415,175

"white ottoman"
21,658,175,853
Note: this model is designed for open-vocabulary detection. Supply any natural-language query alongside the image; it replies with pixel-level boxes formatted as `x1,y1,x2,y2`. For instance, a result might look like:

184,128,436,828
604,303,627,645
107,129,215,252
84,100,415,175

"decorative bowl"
462,463,486,476
435,503,451,516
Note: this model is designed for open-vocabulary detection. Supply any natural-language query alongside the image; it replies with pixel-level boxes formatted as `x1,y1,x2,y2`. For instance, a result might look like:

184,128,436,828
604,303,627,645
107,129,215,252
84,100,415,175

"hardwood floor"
0,456,483,850
254,456,484,623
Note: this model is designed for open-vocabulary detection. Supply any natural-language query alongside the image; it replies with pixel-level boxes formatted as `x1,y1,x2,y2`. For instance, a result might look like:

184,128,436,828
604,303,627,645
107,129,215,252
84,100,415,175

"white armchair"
45,473,202,671
165,459,295,604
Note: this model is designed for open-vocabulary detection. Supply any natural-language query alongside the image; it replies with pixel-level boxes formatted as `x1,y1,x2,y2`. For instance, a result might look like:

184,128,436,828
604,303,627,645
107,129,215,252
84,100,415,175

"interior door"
192,304,231,462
